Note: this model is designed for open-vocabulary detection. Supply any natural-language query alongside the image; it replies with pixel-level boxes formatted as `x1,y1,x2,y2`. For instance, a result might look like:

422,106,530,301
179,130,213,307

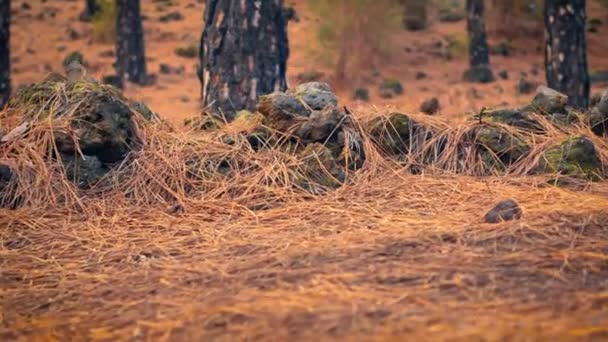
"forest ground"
2,0,608,341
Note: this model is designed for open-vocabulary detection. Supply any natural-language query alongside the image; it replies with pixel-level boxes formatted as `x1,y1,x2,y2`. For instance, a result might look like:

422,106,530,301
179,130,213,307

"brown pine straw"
1,100,608,340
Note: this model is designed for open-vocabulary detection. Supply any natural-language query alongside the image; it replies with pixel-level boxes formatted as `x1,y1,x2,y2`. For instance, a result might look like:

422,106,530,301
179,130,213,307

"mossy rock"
297,143,345,192
368,113,426,155
7,77,140,188
223,110,272,150
257,92,310,132
536,136,603,180
589,90,608,136
295,106,344,144
471,125,530,168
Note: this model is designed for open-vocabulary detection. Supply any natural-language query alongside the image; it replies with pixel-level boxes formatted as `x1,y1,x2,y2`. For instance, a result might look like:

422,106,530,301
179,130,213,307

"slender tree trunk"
200,0,289,119
0,0,9,108
463,0,494,83
115,0,148,86
80,0,99,22
544,0,589,108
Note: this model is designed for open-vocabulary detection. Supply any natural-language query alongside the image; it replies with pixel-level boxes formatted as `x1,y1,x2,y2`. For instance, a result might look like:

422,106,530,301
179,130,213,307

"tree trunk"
463,0,494,83
80,0,99,22
0,0,9,108
200,0,289,119
115,0,148,86
544,0,589,109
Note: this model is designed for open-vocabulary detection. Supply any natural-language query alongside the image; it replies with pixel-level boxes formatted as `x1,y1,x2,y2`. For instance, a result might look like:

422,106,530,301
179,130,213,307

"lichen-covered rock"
479,108,542,131
222,110,271,150
484,199,522,223
296,106,343,144
287,82,338,111
257,92,310,132
537,136,603,180
471,125,529,167
528,86,568,114
368,112,428,156
297,143,345,191
6,78,141,188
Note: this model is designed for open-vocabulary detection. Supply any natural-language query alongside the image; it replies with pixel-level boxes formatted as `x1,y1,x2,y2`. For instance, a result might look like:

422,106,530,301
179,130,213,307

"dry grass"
1,91,608,340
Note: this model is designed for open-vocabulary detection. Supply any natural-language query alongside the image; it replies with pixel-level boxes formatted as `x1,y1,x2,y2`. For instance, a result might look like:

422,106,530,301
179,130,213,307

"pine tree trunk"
115,0,148,86
463,0,494,83
200,0,289,119
0,0,9,108
80,0,99,22
544,0,589,109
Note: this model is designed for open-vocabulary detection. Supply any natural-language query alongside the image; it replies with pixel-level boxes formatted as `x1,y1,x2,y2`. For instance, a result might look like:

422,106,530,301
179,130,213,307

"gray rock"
529,85,568,114
288,82,338,110
484,199,522,223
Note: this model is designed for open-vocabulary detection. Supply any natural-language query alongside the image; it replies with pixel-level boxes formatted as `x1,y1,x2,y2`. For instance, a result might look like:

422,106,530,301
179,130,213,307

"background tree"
199,0,290,119
463,0,494,83
544,0,589,108
115,0,148,86
80,0,99,22
0,0,9,108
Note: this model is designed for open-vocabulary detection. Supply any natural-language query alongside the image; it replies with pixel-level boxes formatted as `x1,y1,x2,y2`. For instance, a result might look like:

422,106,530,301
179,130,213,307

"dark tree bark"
0,0,9,108
544,0,589,108
80,0,99,22
463,0,494,83
115,0,148,86
199,0,290,119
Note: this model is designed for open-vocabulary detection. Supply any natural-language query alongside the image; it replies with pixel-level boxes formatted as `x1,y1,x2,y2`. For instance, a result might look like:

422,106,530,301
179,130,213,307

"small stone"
420,97,440,115
415,71,427,80
498,70,509,80
484,199,522,223
175,45,197,58
159,63,184,75
353,87,370,102
379,78,404,97
516,78,536,95
159,11,183,22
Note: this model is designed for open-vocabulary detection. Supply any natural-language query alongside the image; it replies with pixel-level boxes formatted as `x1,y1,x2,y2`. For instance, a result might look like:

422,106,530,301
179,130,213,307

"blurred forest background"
6,0,608,122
